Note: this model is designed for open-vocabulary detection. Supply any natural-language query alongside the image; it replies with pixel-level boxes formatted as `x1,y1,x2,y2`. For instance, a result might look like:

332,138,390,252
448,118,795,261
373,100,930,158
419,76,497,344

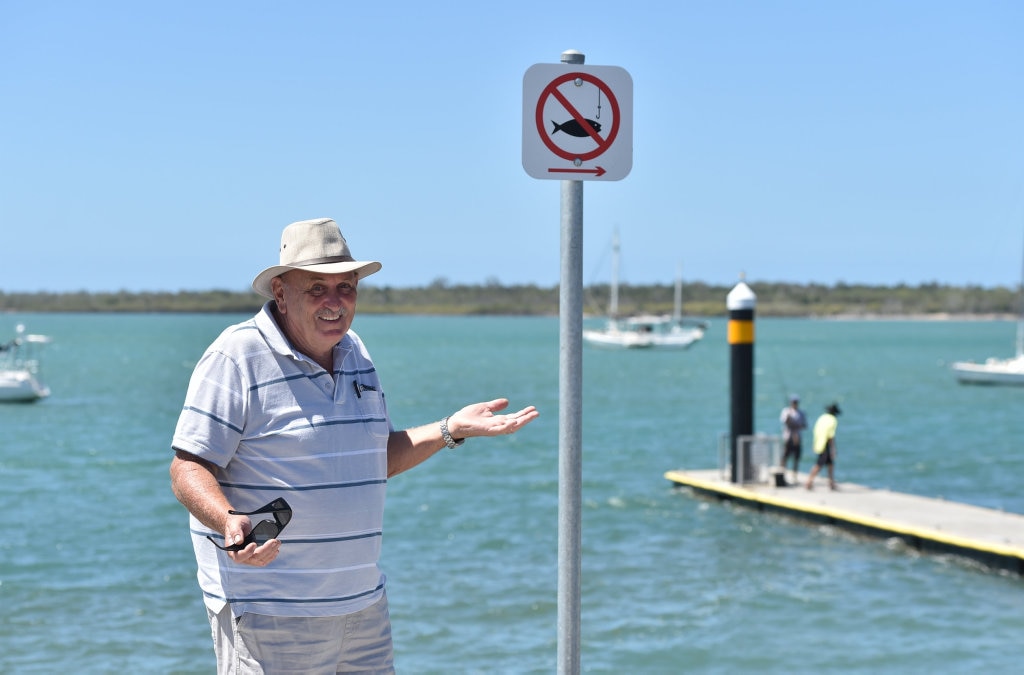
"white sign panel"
522,63,632,181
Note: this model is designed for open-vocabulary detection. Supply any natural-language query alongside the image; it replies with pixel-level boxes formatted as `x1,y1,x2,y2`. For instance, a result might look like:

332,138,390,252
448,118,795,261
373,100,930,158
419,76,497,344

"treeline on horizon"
1,280,1019,317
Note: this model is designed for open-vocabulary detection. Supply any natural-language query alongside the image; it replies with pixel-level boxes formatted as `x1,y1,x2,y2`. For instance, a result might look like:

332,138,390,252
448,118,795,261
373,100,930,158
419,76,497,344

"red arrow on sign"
547,166,607,177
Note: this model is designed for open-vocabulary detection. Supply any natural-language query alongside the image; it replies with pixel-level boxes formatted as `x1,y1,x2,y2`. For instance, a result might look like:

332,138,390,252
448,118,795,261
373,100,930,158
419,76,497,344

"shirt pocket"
352,382,389,440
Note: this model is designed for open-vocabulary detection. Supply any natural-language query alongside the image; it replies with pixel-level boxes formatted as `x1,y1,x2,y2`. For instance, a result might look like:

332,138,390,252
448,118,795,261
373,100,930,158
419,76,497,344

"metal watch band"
440,415,465,449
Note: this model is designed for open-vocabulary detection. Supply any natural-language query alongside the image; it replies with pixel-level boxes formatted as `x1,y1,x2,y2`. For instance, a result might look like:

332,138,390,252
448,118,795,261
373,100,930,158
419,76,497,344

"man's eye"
308,286,326,296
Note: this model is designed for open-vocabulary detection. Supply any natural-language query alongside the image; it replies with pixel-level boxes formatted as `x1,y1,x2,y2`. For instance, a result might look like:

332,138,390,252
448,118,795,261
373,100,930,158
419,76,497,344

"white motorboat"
583,233,707,350
0,324,51,402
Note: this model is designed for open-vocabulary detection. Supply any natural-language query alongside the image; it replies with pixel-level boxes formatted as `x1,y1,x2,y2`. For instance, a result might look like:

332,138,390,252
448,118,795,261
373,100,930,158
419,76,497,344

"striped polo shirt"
172,303,391,618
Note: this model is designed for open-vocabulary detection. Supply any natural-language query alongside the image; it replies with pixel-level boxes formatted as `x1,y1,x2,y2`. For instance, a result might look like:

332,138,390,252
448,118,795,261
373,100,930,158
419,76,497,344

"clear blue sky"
2,1,1022,293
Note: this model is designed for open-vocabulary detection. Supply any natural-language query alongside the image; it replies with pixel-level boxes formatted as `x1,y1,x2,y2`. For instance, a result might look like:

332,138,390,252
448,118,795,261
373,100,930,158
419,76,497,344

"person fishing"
779,394,807,483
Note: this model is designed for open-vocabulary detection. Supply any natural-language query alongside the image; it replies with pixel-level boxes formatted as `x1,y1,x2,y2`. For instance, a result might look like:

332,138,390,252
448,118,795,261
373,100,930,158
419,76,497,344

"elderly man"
170,218,538,673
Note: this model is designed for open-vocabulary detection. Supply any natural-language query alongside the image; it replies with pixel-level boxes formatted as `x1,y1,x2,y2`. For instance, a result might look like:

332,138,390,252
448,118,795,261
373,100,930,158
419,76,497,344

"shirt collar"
255,301,353,370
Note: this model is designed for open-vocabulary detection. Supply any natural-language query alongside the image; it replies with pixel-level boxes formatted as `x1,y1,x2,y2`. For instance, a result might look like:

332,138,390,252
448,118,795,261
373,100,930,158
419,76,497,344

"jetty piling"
727,279,756,482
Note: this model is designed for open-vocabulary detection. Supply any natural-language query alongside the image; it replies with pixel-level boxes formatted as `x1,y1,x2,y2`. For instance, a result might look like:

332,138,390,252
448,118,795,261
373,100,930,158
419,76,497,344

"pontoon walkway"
664,469,1024,575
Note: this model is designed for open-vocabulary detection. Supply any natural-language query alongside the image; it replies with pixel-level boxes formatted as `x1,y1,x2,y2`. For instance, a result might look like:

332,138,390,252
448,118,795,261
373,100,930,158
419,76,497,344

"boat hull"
0,369,50,402
582,323,705,350
952,357,1024,386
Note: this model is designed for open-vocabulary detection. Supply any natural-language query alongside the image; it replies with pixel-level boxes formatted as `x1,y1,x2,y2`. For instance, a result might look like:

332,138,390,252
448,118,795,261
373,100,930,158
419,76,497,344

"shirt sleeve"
171,348,247,468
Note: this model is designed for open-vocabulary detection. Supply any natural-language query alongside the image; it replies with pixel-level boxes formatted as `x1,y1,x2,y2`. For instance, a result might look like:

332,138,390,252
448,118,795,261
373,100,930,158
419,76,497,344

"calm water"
1,313,1022,673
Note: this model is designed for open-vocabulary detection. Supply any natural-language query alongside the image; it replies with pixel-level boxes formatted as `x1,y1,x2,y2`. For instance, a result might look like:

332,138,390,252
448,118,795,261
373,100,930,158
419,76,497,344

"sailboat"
951,323,1024,385
951,237,1024,385
582,233,707,350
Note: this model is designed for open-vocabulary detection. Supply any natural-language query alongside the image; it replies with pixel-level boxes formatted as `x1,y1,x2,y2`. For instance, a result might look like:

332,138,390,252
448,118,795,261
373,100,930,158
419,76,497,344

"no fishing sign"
522,63,633,181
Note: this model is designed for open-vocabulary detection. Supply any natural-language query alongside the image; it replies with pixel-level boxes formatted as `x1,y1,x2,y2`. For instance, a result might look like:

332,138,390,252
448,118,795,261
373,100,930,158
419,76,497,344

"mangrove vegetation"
1,280,1019,317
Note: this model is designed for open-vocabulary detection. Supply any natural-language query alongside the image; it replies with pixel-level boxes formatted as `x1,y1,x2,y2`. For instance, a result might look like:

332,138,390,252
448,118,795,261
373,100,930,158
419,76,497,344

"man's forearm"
170,449,234,531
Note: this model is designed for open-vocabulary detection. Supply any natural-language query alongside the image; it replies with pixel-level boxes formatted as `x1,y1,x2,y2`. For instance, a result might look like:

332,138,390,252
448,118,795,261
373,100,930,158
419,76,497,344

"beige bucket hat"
251,218,382,298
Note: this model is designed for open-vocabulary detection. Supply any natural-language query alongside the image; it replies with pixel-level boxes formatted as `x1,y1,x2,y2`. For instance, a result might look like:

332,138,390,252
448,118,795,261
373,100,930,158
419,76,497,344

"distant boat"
952,237,1024,385
582,232,707,350
951,322,1024,385
0,324,51,402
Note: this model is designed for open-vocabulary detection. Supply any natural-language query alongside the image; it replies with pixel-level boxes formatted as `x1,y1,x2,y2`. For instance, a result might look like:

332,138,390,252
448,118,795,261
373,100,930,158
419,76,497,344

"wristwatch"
440,416,465,449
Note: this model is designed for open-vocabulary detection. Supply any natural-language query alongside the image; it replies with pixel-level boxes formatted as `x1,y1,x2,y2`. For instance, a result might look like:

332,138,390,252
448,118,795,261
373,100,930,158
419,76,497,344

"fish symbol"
551,119,602,138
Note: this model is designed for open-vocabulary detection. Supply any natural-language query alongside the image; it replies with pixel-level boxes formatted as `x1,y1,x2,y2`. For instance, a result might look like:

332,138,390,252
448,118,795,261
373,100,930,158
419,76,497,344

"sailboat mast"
1016,233,1024,358
610,230,620,319
673,263,683,322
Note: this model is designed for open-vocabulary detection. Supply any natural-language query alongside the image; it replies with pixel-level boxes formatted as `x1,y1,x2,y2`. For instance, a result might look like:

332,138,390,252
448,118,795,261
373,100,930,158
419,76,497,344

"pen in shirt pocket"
352,380,377,398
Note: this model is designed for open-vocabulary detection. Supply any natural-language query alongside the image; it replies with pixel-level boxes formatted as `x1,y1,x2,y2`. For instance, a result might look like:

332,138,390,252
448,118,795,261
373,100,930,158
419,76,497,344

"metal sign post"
558,168,583,675
522,49,633,675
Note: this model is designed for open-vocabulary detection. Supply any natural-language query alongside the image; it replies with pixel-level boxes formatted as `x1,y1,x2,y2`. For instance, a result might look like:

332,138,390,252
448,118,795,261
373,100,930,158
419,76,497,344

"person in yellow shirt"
806,403,841,490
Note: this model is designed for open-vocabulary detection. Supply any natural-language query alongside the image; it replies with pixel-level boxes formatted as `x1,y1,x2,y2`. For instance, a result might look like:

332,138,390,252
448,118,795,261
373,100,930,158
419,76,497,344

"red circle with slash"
535,72,621,162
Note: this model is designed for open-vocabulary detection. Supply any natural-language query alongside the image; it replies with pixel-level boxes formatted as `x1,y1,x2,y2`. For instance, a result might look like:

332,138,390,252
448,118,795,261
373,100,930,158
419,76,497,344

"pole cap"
561,49,585,64
727,281,757,310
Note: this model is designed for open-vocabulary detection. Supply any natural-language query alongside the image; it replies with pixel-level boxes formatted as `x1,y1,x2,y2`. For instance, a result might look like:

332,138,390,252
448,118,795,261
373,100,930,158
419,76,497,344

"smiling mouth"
317,310,347,322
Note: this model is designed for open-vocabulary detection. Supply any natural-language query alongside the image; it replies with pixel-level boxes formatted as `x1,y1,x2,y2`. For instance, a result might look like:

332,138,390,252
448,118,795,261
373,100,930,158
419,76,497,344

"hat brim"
252,260,383,298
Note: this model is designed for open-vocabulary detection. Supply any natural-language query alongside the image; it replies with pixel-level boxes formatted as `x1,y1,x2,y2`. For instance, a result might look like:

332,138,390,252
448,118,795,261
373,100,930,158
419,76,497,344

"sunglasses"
207,497,292,551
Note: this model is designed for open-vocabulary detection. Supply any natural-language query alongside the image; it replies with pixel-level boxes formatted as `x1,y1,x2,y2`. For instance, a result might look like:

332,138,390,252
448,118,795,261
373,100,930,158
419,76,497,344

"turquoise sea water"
1,313,1022,673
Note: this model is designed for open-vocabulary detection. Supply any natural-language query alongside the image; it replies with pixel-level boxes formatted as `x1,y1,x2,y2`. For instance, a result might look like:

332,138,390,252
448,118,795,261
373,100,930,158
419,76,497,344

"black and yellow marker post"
726,279,757,483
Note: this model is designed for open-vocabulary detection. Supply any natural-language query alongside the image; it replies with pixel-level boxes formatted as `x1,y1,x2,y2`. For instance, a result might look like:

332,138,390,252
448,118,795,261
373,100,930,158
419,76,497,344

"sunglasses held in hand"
207,498,292,551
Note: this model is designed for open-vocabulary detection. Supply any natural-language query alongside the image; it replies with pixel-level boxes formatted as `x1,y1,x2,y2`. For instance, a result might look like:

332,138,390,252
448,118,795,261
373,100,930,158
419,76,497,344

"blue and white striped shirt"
172,303,391,618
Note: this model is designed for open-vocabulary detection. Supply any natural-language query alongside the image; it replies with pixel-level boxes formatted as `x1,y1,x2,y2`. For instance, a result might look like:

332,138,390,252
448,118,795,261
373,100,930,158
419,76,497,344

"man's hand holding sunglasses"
207,498,292,567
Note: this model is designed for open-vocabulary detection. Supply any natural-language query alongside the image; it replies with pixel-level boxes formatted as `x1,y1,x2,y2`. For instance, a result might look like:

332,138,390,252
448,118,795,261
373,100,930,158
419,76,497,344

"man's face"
271,269,358,360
